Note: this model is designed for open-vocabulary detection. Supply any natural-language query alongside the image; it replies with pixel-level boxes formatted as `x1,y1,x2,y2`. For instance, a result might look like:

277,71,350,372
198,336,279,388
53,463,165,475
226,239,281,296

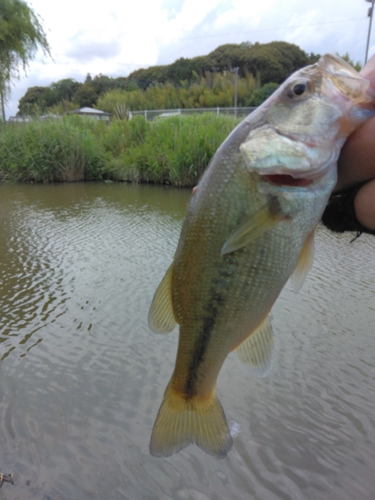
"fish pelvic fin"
221,199,286,255
149,385,232,459
236,314,274,377
290,231,315,292
148,263,177,333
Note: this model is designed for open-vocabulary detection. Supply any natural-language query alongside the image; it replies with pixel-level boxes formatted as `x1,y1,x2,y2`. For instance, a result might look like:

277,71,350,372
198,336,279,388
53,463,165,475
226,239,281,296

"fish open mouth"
262,174,313,187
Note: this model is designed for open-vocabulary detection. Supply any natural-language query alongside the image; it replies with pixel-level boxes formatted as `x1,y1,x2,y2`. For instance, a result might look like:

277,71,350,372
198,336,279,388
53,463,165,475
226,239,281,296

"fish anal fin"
236,315,274,378
221,199,286,255
290,231,315,292
148,263,177,334
150,385,232,459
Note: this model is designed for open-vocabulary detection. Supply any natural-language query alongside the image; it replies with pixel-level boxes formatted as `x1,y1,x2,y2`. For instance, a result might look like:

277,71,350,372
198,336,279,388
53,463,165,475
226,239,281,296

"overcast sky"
6,0,375,118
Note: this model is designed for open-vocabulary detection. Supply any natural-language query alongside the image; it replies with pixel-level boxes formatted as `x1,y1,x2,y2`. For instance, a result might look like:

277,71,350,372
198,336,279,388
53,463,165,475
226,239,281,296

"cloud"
65,41,122,62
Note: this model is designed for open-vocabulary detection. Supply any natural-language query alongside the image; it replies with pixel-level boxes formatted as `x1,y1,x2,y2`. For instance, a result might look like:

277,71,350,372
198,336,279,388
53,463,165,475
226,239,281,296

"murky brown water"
0,182,374,500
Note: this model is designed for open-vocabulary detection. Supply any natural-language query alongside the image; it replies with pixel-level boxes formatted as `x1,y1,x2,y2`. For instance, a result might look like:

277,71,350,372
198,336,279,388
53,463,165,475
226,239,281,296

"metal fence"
129,106,257,121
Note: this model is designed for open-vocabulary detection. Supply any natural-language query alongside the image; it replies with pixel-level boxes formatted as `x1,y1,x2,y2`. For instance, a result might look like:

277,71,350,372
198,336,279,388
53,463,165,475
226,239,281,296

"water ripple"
0,184,375,499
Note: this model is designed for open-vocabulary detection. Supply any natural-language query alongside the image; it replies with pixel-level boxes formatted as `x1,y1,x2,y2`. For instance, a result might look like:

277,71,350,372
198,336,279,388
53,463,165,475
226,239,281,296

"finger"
335,116,375,192
354,178,375,230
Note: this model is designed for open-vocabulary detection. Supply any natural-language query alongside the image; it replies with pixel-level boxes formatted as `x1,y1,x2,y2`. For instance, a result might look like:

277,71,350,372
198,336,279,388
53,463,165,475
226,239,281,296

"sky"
6,0,375,118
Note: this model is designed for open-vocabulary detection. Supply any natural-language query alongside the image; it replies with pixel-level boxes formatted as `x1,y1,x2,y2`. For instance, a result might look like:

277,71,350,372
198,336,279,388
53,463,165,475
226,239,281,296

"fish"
148,54,375,459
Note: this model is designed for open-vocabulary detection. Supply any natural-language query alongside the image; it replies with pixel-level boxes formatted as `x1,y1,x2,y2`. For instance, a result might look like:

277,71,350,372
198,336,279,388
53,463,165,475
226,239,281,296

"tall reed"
0,117,106,182
0,114,241,186
108,114,240,186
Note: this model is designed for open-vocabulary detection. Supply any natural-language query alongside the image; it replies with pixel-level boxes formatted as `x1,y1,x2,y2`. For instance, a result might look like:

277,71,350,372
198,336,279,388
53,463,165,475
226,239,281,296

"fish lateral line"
183,305,220,397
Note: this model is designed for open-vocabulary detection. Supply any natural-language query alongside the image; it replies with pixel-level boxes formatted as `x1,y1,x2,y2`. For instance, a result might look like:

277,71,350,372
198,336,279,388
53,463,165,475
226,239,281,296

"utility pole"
365,0,375,64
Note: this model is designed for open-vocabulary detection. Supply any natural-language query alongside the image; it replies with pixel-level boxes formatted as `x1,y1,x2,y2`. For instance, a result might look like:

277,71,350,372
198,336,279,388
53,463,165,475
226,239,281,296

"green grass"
0,114,241,186
0,116,106,182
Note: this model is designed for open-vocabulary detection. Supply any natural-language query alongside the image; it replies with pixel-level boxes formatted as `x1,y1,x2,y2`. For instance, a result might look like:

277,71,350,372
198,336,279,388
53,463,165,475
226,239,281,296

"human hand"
335,116,375,231
322,56,375,235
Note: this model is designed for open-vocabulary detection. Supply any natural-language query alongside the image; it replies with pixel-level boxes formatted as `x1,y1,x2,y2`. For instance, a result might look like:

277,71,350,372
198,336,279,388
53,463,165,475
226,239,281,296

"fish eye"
286,80,311,100
292,83,306,95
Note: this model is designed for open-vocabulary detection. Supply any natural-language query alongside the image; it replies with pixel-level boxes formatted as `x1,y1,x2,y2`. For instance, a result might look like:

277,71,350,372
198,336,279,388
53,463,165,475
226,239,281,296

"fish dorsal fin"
290,231,315,292
221,200,285,255
236,315,274,378
148,263,177,333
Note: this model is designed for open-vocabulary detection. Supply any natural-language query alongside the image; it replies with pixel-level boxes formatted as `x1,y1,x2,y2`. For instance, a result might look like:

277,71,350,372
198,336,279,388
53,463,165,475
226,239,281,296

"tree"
18,85,51,114
246,82,279,106
0,0,50,121
50,78,81,102
74,84,97,108
91,74,114,95
167,57,199,84
245,42,310,85
266,41,309,75
339,52,362,72
247,45,284,85
307,52,321,64
206,44,249,73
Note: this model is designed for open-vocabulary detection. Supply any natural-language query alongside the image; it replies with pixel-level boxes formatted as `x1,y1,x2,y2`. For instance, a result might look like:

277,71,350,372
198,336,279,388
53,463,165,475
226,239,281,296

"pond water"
0,182,374,500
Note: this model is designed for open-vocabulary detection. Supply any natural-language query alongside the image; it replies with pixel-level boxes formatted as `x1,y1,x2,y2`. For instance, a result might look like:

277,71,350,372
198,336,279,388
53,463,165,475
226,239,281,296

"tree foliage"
96,72,258,116
50,78,81,102
17,40,362,118
74,83,97,108
0,0,50,120
18,85,50,114
339,52,362,72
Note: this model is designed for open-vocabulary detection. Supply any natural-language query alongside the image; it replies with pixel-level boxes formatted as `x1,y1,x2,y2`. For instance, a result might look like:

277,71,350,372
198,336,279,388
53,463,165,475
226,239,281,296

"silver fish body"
148,54,375,458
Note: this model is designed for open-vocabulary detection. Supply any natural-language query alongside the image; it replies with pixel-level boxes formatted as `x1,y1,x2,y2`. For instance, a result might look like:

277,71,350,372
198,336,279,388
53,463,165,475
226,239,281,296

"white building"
67,107,111,121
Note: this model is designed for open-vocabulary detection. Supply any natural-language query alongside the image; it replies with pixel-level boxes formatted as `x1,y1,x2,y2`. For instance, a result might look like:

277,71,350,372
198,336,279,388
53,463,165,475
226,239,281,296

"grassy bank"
0,114,240,186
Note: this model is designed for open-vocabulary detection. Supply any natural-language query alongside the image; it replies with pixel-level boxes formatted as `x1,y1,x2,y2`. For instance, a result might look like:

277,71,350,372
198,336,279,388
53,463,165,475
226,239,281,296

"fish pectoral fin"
148,263,177,333
290,231,315,292
221,200,285,255
236,315,274,378
150,384,232,459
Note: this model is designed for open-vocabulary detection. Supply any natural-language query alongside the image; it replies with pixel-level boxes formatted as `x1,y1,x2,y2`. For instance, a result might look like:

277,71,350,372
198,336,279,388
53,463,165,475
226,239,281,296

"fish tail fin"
149,384,232,459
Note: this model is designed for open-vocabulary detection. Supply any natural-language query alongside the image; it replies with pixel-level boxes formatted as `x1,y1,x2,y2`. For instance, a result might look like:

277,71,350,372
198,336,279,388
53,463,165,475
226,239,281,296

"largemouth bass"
148,54,375,458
